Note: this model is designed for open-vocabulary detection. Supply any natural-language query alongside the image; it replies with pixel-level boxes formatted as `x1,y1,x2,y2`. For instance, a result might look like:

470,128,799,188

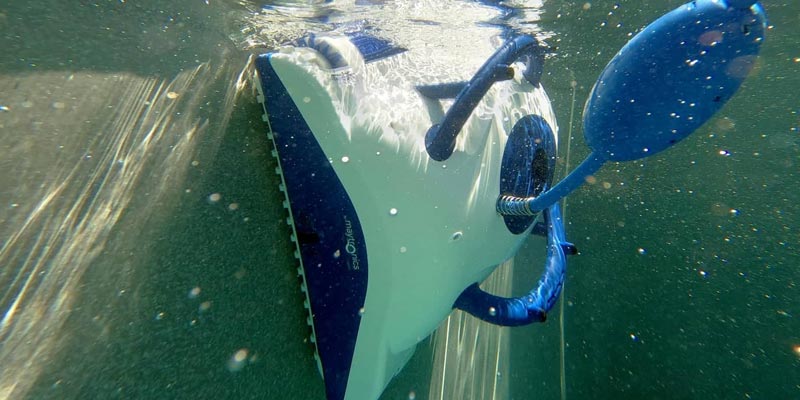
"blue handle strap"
454,203,575,326
425,35,544,161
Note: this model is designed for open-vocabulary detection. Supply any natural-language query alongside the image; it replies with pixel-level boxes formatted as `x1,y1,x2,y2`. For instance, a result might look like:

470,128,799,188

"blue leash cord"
454,203,575,326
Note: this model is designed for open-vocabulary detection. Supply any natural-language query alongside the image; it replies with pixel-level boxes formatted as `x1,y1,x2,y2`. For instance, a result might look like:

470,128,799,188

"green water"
0,0,797,399
543,2,799,398
540,2,800,399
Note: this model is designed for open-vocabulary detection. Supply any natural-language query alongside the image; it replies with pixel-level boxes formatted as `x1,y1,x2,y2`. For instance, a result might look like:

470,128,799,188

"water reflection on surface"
0,58,251,398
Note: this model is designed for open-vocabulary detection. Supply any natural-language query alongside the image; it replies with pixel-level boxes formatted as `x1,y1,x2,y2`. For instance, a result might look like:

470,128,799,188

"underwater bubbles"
227,348,249,372
726,55,759,79
715,117,736,132
698,30,723,47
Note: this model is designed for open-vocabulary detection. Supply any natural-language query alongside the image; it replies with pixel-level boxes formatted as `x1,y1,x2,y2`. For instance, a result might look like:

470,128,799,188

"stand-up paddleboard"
255,1,766,398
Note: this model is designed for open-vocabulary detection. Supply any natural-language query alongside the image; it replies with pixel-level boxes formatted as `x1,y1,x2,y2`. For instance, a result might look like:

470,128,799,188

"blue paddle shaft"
524,152,605,212
498,0,767,213
474,0,767,325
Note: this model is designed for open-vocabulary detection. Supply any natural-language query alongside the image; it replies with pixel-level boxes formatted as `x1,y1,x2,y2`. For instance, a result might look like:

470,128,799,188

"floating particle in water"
451,231,463,241
228,203,239,211
718,149,731,157
699,30,724,47
582,3,591,11
208,193,221,203
199,301,212,312
0,105,9,112
341,156,350,163
710,202,732,217
389,208,398,216
793,345,800,357
399,246,407,253
408,391,416,400
637,248,646,255
155,311,165,320
52,101,65,109
166,91,179,99
726,55,759,79
715,117,736,131
629,333,638,342
191,160,199,166
227,348,249,372
699,270,707,277
188,286,201,299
